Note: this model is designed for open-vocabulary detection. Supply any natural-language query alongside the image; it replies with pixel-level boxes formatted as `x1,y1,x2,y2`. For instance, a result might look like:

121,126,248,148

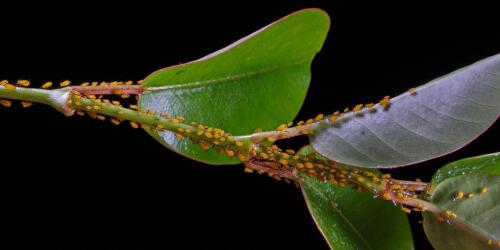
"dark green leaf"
299,146,413,250
432,152,500,184
139,9,330,164
310,54,500,168
423,174,500,250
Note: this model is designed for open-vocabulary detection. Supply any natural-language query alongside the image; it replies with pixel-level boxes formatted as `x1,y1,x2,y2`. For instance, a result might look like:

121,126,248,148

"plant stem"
0,86,74,116
70,85,144,96
67,93,255,155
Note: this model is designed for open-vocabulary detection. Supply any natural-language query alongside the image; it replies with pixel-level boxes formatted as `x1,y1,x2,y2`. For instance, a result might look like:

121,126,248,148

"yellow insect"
17,80,31,87
267,137,276,142
110,118,120,125
41,82,53,89
481,186,488,193
314,114,324,121
408,87,417,95
0,99,12,107
21,101,32,108
60,80,71,87
352,104,363,112
401,207,411,214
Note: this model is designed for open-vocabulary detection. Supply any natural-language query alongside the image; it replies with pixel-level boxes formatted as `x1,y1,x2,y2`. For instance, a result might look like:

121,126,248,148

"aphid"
305,118,314,124
129,104,138,110
296,121,305,126
445,210,457,218
343,107,349,112
328,116,337,123
121,94,130,99
267,137,276,142
60,80,71,87
225,149,235,157
455,191,464,200
408,87,417,95
80,82,90,87
17,80,31,87
352,104,363,112
304,162,314,169
382,192,392,200
276,124,287,131
125,81,133,85
481,186,488,193
285,149,295,155
175,133,184,139
467,192,475,198
243,168,253,173
379,96,391,110
21,101,32,108
401,207,411,214
0,99,12,107
314,114,324,121
436,214,445,222
110,118,120,125
235,141,243,147
488,240,493,246
76,111,85,116
237,153,246,162
278,159,288,165
295,162,305,169
4,83,16,90
259,152,269,159
365,103,374,109
97,115,106,121
112,101,121,106
39,81,53,89
175,115,185,121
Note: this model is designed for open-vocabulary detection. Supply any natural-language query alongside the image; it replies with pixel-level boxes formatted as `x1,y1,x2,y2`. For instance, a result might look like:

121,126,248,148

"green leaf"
423,174,500,250
138,9,330,164
309,54,500,168
298,146,414,250
432,152,500,184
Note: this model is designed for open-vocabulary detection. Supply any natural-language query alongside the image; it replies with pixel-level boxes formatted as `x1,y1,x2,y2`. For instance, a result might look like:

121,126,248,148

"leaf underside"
423,174,500,250
139,9,330,164
310,54,500,168
299,146,413,250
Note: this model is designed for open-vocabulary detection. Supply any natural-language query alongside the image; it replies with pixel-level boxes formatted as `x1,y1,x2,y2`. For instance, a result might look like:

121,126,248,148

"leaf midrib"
143,58,310,92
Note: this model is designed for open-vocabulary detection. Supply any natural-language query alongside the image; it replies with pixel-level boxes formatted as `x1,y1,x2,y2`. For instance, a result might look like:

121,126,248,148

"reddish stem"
245,160,296,180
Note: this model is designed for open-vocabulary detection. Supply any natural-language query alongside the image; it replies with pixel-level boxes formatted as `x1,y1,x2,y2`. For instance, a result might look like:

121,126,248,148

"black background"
1,1,499,249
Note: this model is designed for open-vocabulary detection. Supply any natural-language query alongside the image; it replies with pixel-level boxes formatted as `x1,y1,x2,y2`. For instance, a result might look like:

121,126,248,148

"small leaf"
298,146,413,250
432,152,500,184
423,174,500,250
310,54,500,168
139,9,330,164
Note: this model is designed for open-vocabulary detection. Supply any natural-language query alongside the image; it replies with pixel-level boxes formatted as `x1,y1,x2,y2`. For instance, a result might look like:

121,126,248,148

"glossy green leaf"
310,54,500,168
138,9,330,164
423,174,500,250
298,146,413,250
432,152,500,184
